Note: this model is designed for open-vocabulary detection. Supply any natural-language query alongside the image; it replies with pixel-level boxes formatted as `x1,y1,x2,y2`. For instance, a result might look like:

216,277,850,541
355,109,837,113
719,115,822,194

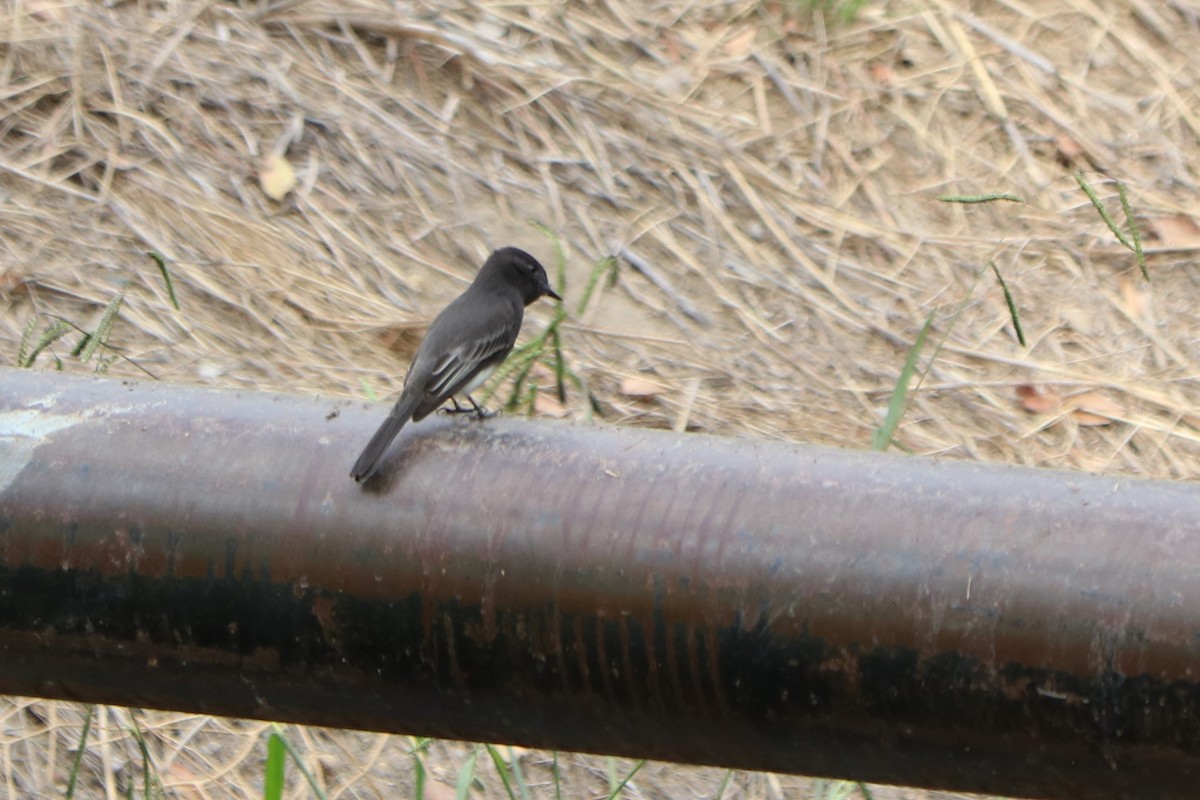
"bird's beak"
544,286,563,302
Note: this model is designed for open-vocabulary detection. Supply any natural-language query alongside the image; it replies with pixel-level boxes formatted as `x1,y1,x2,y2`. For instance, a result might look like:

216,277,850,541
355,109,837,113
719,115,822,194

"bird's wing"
423,325,515,400
401,289,523,421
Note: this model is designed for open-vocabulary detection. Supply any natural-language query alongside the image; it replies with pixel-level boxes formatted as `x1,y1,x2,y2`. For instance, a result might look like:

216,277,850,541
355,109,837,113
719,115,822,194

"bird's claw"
440,396,495,419
439,398,472,416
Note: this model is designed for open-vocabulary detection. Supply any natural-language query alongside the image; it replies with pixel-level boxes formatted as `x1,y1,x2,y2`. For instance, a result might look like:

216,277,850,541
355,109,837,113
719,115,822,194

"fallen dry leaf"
1148,214,1200,249
1016,384,1062,415
1068,391,1124,426
621,376,667,397
0,268,28,296
869,61,896,86
1053,134,1085,167
260,153,296,200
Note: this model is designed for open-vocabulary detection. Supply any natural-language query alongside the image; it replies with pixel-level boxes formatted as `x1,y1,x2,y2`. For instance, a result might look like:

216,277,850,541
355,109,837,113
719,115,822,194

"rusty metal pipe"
1,369,1199,799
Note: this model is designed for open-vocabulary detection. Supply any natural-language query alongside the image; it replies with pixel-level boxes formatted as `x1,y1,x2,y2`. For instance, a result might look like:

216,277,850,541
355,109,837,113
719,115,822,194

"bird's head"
487,247,563,305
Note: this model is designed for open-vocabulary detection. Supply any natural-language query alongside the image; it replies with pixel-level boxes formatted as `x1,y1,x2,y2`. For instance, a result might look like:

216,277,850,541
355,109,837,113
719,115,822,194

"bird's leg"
466,395,495,419
440,397,473,415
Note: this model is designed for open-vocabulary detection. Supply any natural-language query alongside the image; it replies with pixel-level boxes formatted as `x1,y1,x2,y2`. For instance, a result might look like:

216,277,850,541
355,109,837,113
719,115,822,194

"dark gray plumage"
351,247,561,482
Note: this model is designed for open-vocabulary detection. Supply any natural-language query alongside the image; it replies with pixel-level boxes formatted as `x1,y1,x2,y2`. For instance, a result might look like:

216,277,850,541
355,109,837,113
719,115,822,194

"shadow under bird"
350,247,562,482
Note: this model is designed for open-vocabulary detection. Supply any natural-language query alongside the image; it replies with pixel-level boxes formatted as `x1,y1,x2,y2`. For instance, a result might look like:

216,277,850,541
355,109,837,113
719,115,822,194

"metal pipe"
1,368,1198,799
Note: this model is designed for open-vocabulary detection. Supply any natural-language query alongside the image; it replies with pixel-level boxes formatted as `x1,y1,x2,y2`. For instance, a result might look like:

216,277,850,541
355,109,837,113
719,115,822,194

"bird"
350,247,562,482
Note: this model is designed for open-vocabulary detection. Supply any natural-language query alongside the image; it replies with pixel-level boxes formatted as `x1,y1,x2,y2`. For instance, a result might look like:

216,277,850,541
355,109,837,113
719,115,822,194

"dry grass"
2,0,1200,796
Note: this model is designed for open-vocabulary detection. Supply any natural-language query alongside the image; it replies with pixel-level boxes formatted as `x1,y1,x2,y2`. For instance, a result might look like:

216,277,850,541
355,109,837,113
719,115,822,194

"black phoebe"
350,247,561,482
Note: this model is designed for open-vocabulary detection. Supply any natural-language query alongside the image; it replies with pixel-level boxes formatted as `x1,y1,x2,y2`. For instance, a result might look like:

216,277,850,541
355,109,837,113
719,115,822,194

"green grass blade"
990,262,1026,347
524,376,538,415
263,732,287,800
20,319,71,368
454,747,480,800
713,769,735,800
577,256,617,317
604,759,646,800
871,312,934,451
552,752,562,800
77,292,126,363
815,779,858,799
506,362,530,412
410,736,429,800
124,709,163,799
506,747,531,800
551,327,567,402
562,369,602,419
413,755,426,799
792,0,868,24
1116,181,1149,281
146,250,181,310
937,193,1023,204
17,314,39,367
483,743,517,800
839,0,866,23
868,257,993,453
272,725,328,800
64,705,96,800
1074,171,1133,250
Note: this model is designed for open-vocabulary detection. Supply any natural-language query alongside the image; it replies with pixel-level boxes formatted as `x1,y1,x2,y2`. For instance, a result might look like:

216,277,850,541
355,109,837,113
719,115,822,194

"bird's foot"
466,395,496,420
439,398,474,415
440,396,496,419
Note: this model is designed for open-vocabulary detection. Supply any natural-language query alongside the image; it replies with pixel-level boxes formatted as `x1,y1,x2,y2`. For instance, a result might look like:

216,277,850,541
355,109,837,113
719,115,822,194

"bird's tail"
350,393,420,482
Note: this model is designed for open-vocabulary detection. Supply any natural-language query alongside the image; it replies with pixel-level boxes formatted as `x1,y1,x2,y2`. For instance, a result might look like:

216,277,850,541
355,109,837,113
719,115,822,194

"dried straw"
2,0,1199,794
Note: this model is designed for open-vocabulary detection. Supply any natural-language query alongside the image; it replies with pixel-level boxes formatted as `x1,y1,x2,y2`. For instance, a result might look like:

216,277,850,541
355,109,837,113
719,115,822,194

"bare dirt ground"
2,0,1199,797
